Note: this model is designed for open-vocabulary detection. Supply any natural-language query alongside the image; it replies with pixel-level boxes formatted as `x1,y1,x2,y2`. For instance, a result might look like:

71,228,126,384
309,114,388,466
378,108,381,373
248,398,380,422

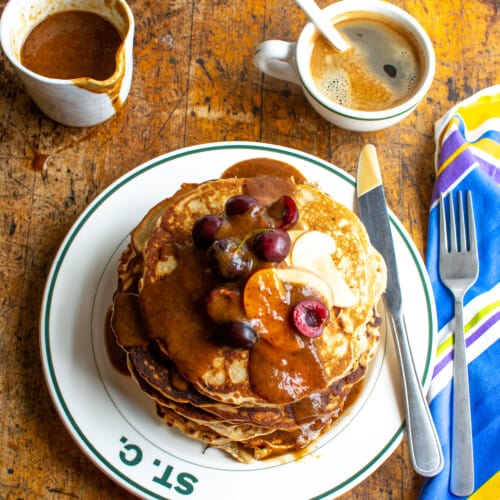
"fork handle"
390,311,444,476
451,297,475,496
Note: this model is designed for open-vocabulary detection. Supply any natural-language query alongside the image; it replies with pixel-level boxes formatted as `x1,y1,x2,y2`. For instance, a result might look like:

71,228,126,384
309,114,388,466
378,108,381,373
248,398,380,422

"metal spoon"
295,0,350,52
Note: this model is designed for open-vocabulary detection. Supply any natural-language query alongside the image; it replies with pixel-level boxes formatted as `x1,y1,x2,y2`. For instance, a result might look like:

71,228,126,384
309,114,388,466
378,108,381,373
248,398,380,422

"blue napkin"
420,85,500,499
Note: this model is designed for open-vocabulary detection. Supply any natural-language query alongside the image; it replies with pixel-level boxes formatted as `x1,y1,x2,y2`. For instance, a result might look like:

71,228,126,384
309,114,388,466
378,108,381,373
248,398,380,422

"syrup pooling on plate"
108,158,387,462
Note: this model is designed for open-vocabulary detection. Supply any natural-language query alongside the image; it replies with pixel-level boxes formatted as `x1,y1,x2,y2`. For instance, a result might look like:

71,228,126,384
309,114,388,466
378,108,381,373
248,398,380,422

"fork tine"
439,194,448,253
448,192,458,252
458,192,467,251
467,191,478,256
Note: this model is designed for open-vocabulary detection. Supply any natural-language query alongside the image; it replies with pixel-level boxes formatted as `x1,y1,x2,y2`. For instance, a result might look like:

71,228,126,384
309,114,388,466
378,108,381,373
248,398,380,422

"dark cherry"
207,238,253,280
267,195,299,229
225,195,258,216
192,215,223,248
251,229,291,262
206,286,245,323
292,299,329,338
213,321,258,349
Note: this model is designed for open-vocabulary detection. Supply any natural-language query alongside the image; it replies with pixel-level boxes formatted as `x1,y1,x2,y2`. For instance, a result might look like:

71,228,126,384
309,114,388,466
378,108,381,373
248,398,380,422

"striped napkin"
420,85,500,499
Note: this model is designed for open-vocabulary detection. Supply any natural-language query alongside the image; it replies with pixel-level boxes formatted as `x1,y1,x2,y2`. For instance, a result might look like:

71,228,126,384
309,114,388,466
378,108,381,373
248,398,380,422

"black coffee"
310,14,424,111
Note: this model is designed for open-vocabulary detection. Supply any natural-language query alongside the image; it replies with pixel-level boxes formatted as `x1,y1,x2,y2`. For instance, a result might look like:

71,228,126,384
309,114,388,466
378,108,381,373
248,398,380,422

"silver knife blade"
356,144,443,477
356,145,402,315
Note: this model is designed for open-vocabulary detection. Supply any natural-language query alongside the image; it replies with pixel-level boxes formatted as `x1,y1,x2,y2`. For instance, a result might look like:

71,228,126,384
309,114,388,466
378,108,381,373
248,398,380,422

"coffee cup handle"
254,40,300,85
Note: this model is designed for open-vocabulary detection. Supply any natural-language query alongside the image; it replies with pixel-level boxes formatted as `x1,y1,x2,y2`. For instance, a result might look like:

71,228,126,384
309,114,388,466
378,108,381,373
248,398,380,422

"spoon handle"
295,0,350,52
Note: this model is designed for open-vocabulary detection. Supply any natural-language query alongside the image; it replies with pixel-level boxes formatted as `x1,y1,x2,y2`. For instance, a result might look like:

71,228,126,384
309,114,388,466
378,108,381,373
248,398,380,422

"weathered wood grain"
1,0,498,497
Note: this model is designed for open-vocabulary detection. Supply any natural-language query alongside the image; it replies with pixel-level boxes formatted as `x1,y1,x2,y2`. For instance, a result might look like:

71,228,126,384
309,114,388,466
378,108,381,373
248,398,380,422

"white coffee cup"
254,0,435,132
0,0,135,127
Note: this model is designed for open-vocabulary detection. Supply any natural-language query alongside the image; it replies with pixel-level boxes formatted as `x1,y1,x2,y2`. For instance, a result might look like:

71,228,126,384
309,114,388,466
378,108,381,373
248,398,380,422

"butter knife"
356,144,444,477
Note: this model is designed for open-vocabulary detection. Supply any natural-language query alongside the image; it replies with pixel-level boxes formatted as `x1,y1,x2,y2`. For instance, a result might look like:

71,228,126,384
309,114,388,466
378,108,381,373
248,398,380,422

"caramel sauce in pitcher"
21,11,122,81
21,10,126,112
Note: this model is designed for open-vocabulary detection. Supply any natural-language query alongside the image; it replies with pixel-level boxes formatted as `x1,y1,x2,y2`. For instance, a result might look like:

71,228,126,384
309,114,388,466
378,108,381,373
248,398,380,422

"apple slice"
274,267,334,310
287,229,306,244
284,229,305,265
291,230,356,308
291,230,336,261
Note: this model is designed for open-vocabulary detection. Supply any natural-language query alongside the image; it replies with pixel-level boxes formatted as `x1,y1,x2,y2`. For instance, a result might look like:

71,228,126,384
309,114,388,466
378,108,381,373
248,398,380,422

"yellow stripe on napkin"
469,470,500,500
437,136,500,178
454,94,500,131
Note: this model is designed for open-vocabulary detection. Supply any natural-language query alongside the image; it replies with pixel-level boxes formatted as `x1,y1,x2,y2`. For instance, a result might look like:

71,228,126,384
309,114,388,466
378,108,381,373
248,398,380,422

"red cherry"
267,195,299,229
225,195,258,216
251,229,291,262
292,299,329,338
213,321,258,349
207,238,254,280
192,215,223,248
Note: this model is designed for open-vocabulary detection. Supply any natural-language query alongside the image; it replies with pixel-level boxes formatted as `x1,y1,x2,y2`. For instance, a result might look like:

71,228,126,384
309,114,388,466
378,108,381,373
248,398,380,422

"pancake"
138,179,384,405
109,158,386,462
155,403,337,462
126,340,365,427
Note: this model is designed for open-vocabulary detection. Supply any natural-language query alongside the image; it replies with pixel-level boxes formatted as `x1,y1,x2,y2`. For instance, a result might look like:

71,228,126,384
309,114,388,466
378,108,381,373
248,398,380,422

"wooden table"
1,0,498,498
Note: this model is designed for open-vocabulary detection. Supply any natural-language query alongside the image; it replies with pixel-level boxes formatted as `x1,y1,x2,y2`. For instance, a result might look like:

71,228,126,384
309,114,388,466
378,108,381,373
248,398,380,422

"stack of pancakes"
110,162,387,462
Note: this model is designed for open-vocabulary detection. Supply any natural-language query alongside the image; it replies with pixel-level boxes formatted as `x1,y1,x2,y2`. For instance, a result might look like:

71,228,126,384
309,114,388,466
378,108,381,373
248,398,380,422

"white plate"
40,141,437,500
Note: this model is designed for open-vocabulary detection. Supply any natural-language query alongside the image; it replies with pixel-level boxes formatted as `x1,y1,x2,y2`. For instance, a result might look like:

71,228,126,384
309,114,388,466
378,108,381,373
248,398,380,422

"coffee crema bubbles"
310,14,424,112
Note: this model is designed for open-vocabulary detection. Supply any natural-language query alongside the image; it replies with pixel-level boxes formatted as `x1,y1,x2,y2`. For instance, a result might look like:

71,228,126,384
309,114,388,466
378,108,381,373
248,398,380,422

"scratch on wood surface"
180,106,257,122
47,488,80,498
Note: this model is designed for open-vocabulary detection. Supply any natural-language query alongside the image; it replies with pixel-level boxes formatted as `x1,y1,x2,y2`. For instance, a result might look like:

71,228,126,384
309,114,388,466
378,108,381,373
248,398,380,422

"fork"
439,191,479,496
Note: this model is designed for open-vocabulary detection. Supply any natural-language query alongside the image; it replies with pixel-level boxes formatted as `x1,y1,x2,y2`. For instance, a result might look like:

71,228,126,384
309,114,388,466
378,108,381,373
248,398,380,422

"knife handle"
389,311,444,477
